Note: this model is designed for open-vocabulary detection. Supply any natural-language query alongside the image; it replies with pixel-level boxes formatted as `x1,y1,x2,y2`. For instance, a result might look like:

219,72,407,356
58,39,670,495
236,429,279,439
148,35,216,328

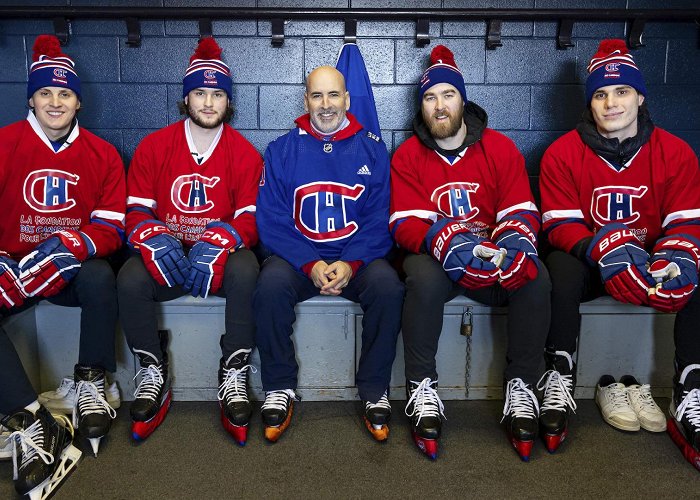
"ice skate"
38,376,120,414
72,365,116,456
363,390,391,441
261,389,297,442
130,348,171,441
218,348,255,446
537,350,577,452
405,378,444,460
668,364,700,471
2,406,81,500
502,378,539,461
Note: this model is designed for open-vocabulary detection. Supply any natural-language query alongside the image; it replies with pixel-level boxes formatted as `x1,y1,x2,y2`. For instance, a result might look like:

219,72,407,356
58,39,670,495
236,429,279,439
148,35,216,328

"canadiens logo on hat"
418,45,467,104
585,39,646,103
27,35,81,100
182,37,232,99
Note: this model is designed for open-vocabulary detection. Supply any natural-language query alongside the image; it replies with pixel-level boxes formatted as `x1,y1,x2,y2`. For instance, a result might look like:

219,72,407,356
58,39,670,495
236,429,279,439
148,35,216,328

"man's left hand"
321,261,353,296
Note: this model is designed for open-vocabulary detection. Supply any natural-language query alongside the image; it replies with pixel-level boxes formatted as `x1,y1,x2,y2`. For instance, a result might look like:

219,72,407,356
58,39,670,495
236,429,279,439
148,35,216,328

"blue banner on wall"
336,43,381,139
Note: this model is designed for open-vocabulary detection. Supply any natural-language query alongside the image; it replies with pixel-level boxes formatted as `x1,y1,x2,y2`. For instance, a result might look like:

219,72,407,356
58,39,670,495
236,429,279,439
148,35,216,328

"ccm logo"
202,230,231,247
138,225,167,240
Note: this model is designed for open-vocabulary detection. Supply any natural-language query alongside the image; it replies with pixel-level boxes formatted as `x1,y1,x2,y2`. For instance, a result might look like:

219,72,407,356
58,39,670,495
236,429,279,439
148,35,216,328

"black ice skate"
405,378,444,460
218,348,255,446
363,390,391,441
668,363,700,471
130,348,171,441
537,350,577,453
261,389,297,442
73,364,116,456
502,378,539,461
2,406,81,500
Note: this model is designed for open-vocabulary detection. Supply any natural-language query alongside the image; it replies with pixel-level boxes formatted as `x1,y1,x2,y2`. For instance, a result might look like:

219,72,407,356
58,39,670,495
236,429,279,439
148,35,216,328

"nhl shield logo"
323,143,333,153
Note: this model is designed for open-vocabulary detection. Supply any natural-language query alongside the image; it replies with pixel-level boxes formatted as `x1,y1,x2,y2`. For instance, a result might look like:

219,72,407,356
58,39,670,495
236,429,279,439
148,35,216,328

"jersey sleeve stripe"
663,209,700,229
542,209,584,224
389,209,438,225
495,202,539,223
126,196,157,209
90,209,125,225
234,205,256,218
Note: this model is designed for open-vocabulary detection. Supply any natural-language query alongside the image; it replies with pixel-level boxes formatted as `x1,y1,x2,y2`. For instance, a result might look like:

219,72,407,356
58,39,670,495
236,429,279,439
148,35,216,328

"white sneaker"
595,375,640,431
620,375,667,432
0,425,11,460
38,376,121,414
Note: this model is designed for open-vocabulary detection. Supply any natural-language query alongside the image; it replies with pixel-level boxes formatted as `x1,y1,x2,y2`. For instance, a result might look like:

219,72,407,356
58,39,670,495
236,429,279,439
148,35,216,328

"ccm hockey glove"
184,222,243,298
0,252,26,308
19,230,93,298
647,235,700,313
425,218,502,289
128,220,190,287
491,217,539,290
587,223,655,306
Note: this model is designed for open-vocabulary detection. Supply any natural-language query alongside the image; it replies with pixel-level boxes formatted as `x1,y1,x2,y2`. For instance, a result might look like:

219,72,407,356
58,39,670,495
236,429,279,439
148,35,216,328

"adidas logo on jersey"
357,165,371,175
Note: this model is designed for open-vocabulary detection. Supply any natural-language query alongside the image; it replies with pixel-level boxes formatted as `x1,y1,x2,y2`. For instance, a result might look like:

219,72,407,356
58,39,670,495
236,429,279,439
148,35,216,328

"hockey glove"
18,230,93,298
0,252,26,308
128,220,190,287
647,236,700,313
586,223,655,306
184,222,243,298
491,218,539,290
425,218,501,289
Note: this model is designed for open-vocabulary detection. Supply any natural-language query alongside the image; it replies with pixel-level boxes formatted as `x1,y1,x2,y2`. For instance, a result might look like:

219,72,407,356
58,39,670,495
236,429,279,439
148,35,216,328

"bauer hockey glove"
128,220,190,287
491,217,539,290
425,218,502,289
0,252,26,308
19,230,93,298
587,222,655,306
647,235,700,313
184,221,243,298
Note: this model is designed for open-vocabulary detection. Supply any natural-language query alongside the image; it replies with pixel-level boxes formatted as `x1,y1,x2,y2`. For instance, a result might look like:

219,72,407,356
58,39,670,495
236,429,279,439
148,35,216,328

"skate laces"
133,364,165,402
501,378,539,421
677,388,700,427
218,364,257,404
8,418,54,480
537,370,577,413
365,391,391,412
261,390,296,412
73,380,117,428
405,378,445,422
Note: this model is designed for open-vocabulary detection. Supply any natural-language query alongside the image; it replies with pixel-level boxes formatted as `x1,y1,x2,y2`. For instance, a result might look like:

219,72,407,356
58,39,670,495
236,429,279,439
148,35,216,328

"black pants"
0,259,117,414
401,253,551,386
546,250,700,369
117,249,259,362
253,256,404,403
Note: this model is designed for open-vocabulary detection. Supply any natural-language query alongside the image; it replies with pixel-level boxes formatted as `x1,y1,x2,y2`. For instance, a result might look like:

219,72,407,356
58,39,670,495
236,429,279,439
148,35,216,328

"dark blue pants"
0,259,117,415
117,249,259,362
253,256,404,403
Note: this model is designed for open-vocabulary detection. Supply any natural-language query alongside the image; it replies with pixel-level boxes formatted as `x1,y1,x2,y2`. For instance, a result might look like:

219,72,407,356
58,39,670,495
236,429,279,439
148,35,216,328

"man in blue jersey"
254,66,404,443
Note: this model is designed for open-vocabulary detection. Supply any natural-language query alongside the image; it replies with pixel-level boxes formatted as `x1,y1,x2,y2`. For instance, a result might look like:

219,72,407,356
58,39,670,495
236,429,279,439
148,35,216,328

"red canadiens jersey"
540,128,700,252
390,129,539,253
127,120,262,248
0,113,125,261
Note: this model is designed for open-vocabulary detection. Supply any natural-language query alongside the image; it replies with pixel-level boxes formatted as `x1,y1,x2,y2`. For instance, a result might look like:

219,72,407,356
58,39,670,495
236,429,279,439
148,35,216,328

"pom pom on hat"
27,34,81,100
183,37,232,99
419,45,467,104
585,38,646,103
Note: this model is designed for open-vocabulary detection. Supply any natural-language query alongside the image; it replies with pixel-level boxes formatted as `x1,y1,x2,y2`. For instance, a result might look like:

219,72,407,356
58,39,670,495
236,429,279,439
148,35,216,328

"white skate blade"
89,437,101,456
27,444,81,500
372,424,383,430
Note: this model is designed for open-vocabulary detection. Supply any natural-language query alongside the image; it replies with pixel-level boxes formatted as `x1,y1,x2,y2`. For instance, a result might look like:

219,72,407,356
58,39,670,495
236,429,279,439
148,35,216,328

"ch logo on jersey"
294,182,365,242
171,174,220,213
23,169,79,212
431,182,480,220
591,185,648,225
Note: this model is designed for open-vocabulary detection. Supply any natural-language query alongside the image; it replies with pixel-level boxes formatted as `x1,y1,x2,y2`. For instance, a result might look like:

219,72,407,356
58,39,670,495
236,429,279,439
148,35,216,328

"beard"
423,106,464,140
188,104,225,129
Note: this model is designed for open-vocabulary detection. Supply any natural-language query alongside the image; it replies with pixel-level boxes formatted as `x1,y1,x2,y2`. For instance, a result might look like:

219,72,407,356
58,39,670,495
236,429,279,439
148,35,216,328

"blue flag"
336,43,381,138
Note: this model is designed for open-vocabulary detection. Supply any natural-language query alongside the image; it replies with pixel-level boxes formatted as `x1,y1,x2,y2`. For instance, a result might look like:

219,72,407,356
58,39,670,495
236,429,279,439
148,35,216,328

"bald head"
304,66,350,134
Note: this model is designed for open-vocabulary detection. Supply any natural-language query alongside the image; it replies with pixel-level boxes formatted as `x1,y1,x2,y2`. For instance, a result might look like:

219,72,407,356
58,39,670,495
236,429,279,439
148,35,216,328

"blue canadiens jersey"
256,117,392,272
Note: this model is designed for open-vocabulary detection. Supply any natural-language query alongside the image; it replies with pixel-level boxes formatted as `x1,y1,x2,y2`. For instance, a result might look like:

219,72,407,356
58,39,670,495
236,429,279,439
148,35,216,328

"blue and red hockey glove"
0,251,26,308
491,218,539,290
425,218,502,289
18,230,93,298
647,235,700,313
587,223,655,306
128,220,190,288
184,222,243,298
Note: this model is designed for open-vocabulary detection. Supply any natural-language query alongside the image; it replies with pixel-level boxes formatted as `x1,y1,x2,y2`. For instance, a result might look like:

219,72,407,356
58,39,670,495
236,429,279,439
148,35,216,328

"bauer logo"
591,185,648,226
171,174,221,213
293,182,365,242
431,182,480,221
23,169,79,212
53,68,67,78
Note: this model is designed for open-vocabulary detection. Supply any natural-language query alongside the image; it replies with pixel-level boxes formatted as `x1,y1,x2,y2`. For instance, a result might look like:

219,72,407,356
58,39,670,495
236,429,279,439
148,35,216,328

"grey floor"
1,399,699,500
